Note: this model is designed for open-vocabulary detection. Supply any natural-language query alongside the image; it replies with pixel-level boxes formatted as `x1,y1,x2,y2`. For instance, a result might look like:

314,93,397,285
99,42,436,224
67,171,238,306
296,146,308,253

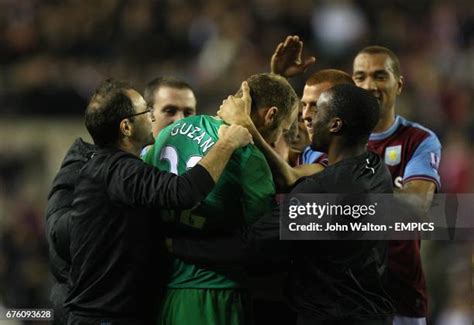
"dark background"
0,0,472,324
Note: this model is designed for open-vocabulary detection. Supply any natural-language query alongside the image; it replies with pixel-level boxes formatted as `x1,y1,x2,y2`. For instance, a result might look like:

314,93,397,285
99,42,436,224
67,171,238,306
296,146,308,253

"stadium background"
0,0,472,324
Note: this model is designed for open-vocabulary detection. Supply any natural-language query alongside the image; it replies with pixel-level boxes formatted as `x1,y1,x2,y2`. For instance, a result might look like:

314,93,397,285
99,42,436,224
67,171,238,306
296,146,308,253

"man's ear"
263,106,278,127
329,117,343,134
397,75,404,95
120,119,133,137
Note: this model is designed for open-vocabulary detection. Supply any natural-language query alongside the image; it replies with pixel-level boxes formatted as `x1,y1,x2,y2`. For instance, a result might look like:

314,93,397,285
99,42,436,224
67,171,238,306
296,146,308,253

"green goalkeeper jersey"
143,115,275,288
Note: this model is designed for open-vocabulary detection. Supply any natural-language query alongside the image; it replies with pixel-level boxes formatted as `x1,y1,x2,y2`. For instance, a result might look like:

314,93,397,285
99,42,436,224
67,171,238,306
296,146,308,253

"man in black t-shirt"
171,84,395,324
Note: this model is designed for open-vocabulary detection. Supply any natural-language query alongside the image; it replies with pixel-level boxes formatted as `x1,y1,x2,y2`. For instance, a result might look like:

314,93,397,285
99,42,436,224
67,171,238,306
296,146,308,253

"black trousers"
67,313,145,325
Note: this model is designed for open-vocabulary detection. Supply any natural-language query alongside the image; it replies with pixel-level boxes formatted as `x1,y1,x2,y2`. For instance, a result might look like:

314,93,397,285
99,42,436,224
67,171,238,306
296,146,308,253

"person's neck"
327,140,367,166
372,107,396,133
118,140,141,157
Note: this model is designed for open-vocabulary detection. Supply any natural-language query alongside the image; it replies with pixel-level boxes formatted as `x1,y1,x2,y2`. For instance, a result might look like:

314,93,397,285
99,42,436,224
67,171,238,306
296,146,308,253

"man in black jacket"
171,84,395,324
53,79,251,325
46,138,95,325
46,77,201,324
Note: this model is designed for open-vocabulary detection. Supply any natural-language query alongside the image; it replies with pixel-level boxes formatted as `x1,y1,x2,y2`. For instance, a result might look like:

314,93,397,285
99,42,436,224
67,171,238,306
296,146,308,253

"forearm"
292,163,325,180
198,139,237,183
394,180,436,221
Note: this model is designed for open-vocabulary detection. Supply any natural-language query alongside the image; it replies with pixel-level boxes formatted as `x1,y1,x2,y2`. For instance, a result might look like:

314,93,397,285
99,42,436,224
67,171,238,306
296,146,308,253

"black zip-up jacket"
46,138,96,282
46,138,96,325
64,146,214,323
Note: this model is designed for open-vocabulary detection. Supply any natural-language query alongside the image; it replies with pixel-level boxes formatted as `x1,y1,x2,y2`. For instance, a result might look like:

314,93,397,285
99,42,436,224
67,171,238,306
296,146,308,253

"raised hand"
217,81,253,127
270,35,316,78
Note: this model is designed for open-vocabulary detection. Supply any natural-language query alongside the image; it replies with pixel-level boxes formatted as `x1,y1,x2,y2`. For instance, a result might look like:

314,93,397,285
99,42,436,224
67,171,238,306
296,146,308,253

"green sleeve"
239,149,276,225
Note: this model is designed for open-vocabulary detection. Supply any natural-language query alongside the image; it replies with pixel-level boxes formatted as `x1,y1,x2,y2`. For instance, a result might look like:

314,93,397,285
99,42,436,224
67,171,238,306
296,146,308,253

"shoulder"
177,115,224,130
397,116,441,147
294,160,340,191
235,144,271,170
61,138,96,166
159,115,223,146
90,149,139,171
291,174,324,194
303,152,391,193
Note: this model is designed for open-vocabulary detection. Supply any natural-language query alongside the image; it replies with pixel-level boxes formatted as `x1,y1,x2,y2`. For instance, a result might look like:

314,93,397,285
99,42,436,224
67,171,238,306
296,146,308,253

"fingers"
296,40,304,63
302,56,317,70
283,35,299,48
219,95,232,107
241,81,250,103
217,96,231,118
217,95,240,123
223,90,249,109
225,124,253,147
218,124,228,138
280,35,302,59
225,95,237,110
236,125,253,145
274,42,284,56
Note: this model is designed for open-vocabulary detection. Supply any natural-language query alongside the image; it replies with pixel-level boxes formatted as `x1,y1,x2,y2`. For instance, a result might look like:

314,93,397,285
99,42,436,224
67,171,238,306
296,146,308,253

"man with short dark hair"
281,40,441,324
170,83,395,324
353,46,441,325
230,35,440,325
273,39,442,325
64,79,252,325
143,76,197,137
299,69,355,165
84,80,156,151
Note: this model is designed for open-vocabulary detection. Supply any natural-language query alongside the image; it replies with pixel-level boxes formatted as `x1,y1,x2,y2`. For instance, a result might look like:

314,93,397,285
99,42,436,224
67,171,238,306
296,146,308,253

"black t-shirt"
173,151,395,320
287,151,394,320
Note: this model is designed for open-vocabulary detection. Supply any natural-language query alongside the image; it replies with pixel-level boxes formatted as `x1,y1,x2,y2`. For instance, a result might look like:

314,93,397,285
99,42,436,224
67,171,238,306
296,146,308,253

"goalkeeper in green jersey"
143,73,299,325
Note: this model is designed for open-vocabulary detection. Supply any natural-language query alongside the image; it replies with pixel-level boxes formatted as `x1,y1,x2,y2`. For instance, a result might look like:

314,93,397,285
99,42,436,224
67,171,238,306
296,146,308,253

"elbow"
173,165,214,208
180,195,199,209
276,171,297,192
176,179,205,209
174,188,198,209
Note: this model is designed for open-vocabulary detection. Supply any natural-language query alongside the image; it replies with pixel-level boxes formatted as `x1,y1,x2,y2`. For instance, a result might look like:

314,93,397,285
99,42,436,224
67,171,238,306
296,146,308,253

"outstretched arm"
110,124,253,209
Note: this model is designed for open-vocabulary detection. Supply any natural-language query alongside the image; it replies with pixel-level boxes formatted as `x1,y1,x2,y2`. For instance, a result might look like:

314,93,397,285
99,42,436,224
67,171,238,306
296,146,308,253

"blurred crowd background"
0,0,472,324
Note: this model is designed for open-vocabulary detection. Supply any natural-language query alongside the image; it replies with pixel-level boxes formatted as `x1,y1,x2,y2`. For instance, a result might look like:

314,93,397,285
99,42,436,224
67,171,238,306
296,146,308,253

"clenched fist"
218,124,253,149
